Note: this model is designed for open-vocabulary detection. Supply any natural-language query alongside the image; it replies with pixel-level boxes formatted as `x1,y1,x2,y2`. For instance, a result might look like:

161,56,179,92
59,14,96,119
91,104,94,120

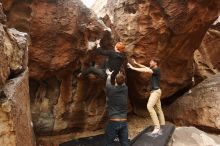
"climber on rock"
105,69,128,146
127,58,165,134
79,41,127,84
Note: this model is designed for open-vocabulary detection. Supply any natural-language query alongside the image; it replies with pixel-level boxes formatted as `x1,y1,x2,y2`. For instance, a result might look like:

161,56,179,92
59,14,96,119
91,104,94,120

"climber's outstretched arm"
132,59,148,68
127,63,153,74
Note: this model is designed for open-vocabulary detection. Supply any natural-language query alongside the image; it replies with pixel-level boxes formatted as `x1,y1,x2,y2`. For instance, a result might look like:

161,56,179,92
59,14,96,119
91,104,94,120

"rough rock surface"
0,3,35,145
171,127,220,146
0,69,35,146
199,20,220,71
1,0,220,139
0,12,28,87
193,18,220,82
165,73,220,133
1,0,110,136
0,23,9,87
2,0,107,80
92,0,219,115
194,48,217,83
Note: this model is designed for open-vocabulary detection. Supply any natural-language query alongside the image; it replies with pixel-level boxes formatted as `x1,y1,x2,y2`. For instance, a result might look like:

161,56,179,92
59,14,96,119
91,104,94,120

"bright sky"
82,0,96,8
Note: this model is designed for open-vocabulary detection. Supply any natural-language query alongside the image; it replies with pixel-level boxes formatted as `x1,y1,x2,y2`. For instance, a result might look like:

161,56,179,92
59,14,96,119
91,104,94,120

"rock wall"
1,0,107,79
0,70,36,146
0,2,35,145
165,73,220,133
1,0,111,136
1,0,220,141
92,0,219,115
0,3,28,88
194,19,220,82
199,20,220,71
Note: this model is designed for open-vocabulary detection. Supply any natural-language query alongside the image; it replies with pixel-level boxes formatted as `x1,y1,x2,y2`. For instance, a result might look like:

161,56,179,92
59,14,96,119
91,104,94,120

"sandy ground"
37,115,220,146
37,115,154,145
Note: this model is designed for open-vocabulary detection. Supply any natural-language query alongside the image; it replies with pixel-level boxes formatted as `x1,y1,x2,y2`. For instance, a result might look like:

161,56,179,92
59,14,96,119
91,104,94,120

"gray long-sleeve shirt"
106,76,128,119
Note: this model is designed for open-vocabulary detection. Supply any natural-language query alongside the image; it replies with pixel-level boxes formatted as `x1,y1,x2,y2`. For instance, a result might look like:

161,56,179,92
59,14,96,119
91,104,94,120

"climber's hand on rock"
127,63,133,69
106,69,113,76
88,41,97,51
132,58,137,64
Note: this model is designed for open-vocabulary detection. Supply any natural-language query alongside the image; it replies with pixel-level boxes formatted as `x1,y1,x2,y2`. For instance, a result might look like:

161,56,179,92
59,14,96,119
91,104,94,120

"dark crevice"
196,125,220,135
8,68,26,80
29,79,40,103
0,90,7,103
123,0,145,14
124,4,138,14
162,84,193,106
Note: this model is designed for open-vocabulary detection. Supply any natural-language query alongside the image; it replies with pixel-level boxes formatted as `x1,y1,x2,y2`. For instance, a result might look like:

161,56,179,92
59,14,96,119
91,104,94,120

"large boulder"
165,73,220,133
0,3,28,87
92,0,220,115
1,0,110,136
2,0,107,79
0,69,35,146
171,127,220,146
193,19,220,82
0,3,34,145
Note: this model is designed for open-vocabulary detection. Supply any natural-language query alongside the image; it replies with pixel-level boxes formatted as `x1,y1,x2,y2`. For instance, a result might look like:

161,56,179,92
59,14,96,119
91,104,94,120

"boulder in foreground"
165,73,220,133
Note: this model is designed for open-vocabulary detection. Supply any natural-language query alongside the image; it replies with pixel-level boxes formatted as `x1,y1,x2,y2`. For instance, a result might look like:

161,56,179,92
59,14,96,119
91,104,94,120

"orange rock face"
93,0,219,115
0,3,34,145
0,3,28,87
2,0,110,137
3,0,106,80
1,0,220,140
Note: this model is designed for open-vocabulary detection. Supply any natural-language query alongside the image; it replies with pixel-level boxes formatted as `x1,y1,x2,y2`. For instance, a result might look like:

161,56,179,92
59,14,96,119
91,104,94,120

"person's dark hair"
116,73,125,86
151,58,160,65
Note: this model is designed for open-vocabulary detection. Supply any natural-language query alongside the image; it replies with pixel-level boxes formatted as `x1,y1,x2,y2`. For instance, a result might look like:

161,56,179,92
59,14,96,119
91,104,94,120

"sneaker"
152,127,160,134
